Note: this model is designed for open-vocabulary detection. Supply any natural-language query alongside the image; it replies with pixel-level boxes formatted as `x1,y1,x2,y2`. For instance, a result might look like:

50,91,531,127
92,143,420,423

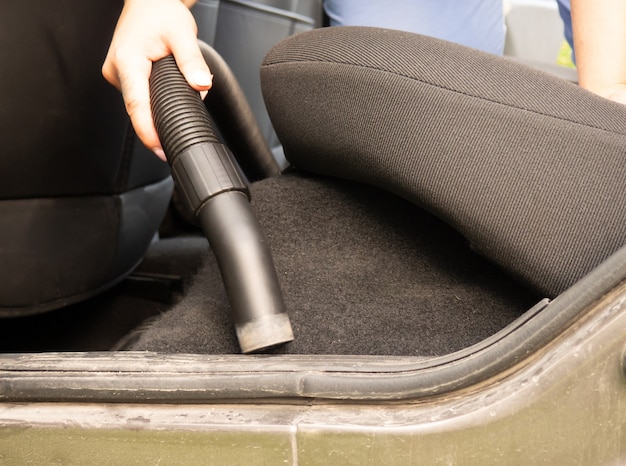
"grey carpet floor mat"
126,172,540,356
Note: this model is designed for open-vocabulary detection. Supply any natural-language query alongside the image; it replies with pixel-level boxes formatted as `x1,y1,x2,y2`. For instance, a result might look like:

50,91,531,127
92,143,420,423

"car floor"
0,172,541,357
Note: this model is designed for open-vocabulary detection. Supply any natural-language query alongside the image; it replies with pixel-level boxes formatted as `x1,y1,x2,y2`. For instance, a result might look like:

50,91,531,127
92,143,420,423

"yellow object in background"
557,40,576,69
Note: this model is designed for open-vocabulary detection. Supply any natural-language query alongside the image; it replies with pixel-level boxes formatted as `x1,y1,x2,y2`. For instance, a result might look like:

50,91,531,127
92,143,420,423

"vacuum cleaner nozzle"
150,54,294,353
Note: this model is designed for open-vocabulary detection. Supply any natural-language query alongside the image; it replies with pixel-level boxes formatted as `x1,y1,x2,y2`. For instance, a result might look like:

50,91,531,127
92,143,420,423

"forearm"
571,0,626,103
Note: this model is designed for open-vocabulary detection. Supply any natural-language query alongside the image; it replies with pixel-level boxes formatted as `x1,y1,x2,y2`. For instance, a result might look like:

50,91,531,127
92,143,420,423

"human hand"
600,85,626,106
102,0,212,160
570,0,626,107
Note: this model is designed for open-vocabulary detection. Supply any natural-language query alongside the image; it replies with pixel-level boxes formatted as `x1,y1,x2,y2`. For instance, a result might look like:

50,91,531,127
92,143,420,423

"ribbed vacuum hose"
149,55,293,353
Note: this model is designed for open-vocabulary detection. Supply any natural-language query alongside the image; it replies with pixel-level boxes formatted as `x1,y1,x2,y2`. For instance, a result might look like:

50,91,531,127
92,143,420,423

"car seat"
0,1,173,316
260,26,626,298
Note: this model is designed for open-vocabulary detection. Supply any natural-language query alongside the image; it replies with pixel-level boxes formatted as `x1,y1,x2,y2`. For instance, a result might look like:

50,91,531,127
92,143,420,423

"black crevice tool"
149,54,294,353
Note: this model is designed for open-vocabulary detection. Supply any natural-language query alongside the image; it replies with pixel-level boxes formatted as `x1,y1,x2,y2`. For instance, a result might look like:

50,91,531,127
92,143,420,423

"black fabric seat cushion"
260,26,626,297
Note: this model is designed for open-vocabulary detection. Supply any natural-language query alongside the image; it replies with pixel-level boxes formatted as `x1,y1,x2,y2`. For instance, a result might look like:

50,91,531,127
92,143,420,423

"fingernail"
153,147,166,160
192,71,213,87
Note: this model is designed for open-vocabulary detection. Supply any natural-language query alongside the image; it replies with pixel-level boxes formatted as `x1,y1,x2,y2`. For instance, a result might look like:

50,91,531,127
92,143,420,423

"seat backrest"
0,1,172,316
260,26,626,297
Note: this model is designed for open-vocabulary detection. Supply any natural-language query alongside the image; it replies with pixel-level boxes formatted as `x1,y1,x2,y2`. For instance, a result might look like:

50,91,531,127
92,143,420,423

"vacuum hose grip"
150,55,293,353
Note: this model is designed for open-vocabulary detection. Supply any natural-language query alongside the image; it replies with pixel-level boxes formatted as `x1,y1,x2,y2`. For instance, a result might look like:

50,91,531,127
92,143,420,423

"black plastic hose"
198,41,281,181
149,55,293,353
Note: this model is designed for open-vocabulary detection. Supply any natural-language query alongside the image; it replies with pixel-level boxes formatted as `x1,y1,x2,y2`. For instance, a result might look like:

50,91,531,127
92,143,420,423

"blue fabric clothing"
323,0,506,55
324,1,575,59
556,0,574,61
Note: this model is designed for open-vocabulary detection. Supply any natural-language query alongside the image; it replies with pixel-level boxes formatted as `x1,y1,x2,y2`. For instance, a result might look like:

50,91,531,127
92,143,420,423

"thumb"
171,44,213,92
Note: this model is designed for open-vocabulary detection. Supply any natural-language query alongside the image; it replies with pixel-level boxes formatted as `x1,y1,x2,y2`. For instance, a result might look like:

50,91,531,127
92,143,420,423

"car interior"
0,0,624,403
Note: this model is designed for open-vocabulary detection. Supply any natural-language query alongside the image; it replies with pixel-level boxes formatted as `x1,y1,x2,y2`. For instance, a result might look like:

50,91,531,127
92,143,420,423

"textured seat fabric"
0,1,172,316
260,26,626,297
